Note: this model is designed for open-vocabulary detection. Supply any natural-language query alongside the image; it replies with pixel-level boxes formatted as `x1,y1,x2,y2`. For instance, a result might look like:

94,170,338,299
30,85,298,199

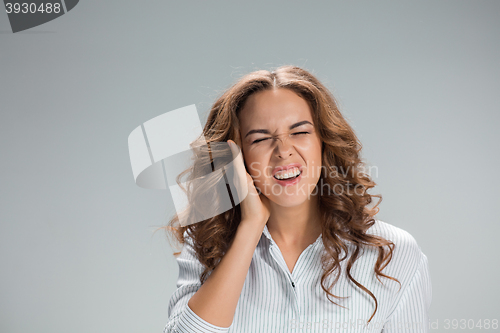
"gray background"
1,1,499,332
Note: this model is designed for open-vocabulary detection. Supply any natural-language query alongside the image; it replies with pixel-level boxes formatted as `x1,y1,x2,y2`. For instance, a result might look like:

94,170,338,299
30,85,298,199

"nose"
274,134,293,159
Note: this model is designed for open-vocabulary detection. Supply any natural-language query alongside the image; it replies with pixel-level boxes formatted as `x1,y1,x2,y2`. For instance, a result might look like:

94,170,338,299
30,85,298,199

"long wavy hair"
162,65,400,323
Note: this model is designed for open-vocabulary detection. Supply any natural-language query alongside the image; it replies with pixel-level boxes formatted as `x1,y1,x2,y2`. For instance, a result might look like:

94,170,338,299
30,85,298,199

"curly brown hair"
162,65,400,323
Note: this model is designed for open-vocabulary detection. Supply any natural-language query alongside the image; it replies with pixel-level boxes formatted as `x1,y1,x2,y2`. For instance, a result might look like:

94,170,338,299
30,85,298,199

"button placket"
290,235,322,284
269,243,300,316
288,236,323,319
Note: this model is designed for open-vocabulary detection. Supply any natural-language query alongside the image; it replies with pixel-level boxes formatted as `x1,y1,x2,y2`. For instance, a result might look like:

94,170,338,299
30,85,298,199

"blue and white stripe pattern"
164,219,432,332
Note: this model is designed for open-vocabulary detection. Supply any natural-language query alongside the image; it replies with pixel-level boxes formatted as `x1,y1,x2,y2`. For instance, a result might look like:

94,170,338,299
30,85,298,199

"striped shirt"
163,219,432,333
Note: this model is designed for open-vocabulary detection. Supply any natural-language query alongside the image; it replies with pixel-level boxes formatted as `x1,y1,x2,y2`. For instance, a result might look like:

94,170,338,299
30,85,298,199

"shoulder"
366,219,426,280
177,230,201,263
366,219,421,250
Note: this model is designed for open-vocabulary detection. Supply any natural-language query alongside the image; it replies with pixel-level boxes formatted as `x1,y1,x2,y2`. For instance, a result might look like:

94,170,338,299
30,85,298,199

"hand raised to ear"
228,140,270,227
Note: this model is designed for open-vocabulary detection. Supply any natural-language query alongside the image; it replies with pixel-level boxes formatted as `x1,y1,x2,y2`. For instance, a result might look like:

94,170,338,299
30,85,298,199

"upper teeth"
274,167,301,180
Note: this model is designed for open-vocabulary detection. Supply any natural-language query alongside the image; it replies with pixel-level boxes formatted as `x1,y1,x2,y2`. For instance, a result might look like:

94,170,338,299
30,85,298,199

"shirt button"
291,281,295,288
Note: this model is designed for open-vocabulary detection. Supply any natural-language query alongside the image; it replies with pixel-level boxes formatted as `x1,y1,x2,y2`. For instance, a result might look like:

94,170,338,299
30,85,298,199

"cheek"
243,152,265,178
309,136,323,159
313,146,323,179
297,139,322,160
300,139,323,179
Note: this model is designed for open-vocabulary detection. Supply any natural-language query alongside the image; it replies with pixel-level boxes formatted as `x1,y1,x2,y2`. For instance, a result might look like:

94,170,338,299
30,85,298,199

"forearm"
187,220,264,328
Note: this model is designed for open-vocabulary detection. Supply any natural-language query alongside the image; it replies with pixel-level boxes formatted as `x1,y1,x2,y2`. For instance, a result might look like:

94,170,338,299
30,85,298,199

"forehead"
239,88,313,131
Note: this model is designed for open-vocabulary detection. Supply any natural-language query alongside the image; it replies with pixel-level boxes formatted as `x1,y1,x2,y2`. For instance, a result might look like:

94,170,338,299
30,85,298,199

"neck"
266,193,322,246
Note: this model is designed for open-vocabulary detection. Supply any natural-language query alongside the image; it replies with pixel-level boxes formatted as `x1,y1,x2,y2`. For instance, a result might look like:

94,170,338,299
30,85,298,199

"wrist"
238,218,267,233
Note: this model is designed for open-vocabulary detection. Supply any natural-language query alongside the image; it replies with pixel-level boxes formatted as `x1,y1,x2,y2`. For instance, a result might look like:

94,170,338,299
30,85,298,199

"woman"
163,66,432,333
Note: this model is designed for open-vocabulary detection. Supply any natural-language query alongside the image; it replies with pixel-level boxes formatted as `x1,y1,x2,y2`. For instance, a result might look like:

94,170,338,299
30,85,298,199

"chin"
260,179,316,206
273,197,307,208
265,189,311,208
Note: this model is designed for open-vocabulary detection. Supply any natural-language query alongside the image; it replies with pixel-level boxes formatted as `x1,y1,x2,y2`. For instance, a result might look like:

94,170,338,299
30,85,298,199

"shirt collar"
262,224,275,244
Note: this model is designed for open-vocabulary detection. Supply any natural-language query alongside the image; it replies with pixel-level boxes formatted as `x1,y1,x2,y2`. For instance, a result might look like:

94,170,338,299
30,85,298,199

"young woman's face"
238,88,323,207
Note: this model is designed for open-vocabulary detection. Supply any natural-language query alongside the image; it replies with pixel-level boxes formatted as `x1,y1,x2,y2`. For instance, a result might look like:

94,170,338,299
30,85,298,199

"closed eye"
251,138,271,144
252,132,310,144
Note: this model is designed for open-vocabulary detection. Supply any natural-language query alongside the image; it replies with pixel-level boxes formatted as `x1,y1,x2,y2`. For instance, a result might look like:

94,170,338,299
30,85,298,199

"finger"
228,140,245,171
228,140,249,201
229,141,248,181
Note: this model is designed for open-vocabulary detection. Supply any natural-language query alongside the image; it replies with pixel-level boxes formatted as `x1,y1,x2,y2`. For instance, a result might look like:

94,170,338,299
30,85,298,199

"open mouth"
273,168,302,181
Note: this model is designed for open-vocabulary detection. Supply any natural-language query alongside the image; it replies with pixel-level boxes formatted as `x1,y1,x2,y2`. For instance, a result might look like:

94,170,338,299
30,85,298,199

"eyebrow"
244,120,313,138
